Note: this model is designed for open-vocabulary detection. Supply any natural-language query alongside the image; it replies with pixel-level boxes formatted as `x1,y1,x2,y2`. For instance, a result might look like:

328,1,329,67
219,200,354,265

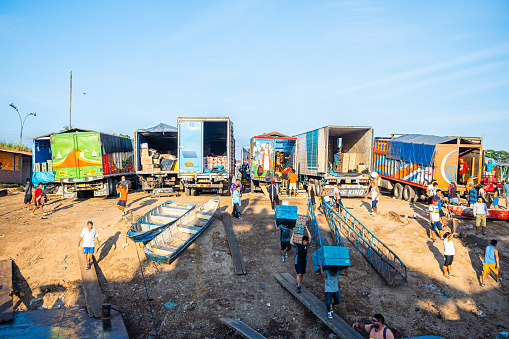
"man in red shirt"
31,183,46,216
459,158,468,184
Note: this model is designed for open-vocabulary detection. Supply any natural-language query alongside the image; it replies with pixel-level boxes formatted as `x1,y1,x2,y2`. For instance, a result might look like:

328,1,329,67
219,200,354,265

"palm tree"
60,125,72,132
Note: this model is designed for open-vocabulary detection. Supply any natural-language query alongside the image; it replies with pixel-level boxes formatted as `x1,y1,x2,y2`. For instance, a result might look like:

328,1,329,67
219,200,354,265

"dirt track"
0,188,508,338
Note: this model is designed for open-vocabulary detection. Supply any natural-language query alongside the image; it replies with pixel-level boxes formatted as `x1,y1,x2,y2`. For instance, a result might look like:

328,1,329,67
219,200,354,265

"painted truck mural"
373,134,483,201
250,135,297,189
51,131,135,198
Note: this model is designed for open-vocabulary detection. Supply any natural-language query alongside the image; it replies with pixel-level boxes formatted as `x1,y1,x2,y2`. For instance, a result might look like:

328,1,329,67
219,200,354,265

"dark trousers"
232,203,240,218
270,193,279,211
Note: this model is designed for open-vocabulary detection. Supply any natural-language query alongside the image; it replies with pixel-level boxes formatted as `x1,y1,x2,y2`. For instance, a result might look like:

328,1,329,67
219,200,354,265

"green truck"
50,130,135,198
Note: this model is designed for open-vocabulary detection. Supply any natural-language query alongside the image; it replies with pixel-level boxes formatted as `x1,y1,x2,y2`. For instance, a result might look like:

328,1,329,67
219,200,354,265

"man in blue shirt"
481,240,500,286
320,265,349,319
275,220,292,262
290,227,312,293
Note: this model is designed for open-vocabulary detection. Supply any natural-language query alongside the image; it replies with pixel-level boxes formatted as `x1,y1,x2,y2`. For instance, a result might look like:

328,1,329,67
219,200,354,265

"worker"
459,158,468,184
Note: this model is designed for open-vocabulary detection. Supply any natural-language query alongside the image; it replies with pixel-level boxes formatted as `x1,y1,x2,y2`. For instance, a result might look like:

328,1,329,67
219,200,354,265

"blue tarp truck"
178,117,235,196
295,126,374,197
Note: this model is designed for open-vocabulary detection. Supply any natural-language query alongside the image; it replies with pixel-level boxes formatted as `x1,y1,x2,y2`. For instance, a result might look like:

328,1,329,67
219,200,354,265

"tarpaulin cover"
32,171,55,187
137,123,177,134
386,134,456,166
99,133,133,154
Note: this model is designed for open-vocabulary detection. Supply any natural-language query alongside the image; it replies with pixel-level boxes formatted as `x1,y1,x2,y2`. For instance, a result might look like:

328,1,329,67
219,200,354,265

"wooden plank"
76,248,103,318
222,213,247,275
273,273,363,339
0,260,13,323
220,318,267,339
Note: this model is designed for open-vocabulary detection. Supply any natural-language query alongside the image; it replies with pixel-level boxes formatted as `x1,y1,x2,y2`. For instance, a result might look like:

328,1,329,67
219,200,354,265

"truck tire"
191,188,198,196
403,185,415,201
412,188,420,202
184,187,191,196
393,183,403,199
112,179,119,197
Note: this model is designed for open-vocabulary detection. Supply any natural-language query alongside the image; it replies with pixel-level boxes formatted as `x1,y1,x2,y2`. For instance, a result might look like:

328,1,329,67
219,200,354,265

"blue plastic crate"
275,205,298,228
312,246,351,272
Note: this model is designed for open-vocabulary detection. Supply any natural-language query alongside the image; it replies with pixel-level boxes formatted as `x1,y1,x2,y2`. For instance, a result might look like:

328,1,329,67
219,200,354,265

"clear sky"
1,1,508,154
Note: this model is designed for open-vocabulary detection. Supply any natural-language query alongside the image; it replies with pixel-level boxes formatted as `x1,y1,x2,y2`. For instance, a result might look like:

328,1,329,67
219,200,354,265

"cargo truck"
134,123,179,193
249,133,298,191
178,117,234,195
295,126,374,197
51,130,135,198
32,132,59,192
372,134,483,201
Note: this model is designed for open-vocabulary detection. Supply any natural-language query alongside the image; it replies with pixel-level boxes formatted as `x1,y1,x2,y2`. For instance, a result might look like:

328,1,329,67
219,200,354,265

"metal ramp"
322,199,407,286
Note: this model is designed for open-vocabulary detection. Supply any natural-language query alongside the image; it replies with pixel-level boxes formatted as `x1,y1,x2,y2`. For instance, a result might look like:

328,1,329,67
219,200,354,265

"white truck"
295,126,374,197
178,117,235,196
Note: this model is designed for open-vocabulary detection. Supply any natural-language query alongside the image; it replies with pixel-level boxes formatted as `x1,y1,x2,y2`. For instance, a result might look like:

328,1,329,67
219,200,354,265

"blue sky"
1,1,508,153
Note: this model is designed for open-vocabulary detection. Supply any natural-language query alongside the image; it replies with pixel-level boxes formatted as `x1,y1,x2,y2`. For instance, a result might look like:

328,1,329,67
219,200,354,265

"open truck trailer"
295,126,374,197
178,117,234,196
134,123,179,193
51,129,135,198
249,133,297,191
373,134,483,201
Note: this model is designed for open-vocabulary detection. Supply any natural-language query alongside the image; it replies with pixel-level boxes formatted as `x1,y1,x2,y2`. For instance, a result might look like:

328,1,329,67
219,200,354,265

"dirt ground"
0,187,508,339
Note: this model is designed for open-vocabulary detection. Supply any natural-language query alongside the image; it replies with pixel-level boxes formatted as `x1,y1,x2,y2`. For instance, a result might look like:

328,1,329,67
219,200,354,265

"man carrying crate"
290,227,312,293
320,264,349,319
274,220,292,262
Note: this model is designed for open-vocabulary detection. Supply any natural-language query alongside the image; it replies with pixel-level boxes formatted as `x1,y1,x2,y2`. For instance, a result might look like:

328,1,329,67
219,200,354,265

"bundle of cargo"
203,156,228,170
312,246,351,272
275,205,298,229
334,153,358,173
293,214,307,244
34,160,53,172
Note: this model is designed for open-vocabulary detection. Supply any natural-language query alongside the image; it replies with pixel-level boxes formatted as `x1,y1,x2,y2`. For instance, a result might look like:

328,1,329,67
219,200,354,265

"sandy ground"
0,187,508,339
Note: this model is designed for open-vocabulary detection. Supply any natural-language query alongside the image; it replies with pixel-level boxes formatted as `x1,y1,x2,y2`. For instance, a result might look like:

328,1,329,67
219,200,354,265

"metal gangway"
321,198,407,286
306,198,326,249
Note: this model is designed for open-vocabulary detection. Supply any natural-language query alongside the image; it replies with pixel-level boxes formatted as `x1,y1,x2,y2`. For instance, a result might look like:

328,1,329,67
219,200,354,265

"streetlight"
9,103,36,147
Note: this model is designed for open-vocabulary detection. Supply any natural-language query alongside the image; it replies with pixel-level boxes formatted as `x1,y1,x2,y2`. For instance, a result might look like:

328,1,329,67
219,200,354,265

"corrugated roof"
0,148,32,156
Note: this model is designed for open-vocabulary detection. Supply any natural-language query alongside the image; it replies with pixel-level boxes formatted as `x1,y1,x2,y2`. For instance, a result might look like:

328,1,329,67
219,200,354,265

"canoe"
446,204,509,220
143,196,221,264
127,201,196,242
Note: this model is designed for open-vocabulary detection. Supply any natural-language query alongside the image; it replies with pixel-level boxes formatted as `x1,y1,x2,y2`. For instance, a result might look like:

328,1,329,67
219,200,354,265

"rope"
135,243,159,338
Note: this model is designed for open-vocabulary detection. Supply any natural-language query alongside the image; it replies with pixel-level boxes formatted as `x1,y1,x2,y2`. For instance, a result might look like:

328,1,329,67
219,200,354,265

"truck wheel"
412,188,421,202
393,183,403,199
185,187,191,196
191,188,198,196
112,179,119,197
403,185,415,201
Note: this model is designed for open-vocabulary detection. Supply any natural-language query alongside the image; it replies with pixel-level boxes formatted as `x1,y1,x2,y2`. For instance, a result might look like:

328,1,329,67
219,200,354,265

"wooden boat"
143,196,221,264
127,201,196,242
446,204,509,220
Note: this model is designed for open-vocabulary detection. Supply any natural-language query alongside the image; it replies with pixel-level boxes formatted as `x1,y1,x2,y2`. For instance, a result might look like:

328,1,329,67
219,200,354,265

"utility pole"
69,71,72,130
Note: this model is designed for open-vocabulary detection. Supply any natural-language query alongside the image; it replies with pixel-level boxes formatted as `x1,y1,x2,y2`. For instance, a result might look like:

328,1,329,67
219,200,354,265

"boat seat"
151,214,178,223
197,211,214,219
178,224,201,234
151,244,177,254
162,205,190,212
140,221,164,228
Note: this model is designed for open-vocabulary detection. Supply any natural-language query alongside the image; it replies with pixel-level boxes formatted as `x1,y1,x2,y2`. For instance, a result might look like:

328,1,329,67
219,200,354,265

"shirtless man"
352,314,395,339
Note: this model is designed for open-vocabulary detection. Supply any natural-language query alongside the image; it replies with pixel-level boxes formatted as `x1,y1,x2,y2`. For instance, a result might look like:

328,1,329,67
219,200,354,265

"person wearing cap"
267,178,280,212
429,198,443,240
459,158,468,184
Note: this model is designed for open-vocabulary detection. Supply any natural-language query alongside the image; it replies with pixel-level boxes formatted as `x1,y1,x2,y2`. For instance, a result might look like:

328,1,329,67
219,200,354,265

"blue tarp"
32,172,55,187
386,134,456,166
137,123,177,133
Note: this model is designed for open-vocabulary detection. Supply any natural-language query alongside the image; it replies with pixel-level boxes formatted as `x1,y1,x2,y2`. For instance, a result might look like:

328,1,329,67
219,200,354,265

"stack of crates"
274,205,298,229
312,246,351,272
293,214,307,244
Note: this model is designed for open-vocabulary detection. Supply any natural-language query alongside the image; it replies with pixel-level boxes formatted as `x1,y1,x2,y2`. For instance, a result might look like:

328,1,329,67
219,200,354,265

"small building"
0,149,32,184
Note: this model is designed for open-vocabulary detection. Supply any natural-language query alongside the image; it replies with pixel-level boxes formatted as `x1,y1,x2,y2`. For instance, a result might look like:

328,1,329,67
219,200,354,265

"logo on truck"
440,150,458,184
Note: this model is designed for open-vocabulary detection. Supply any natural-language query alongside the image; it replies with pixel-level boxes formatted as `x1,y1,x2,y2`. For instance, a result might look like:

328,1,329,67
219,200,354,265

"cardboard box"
312,246,351,272
152,158,160,165
141,149,149,157
275,205,298,228
142,164,154,172
141,143,149,149
293,234,304,245
41,163,47,172
141,156,153,165
357,164,367,173
34,163,41,172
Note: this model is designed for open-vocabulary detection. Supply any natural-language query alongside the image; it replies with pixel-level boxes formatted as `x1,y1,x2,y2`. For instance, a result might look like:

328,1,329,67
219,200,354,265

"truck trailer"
178,117,234,195
373,134,483,201
51,130,135,198
295,126,374,197
249,133,297,191
134,123,179,193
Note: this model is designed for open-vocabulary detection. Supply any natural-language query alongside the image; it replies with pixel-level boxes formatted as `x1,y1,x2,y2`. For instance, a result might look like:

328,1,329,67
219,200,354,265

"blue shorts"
325,291,341,306
295,262,307,275
372,200,378,208
431,221,442,231
83,247,94,254
117,200,126,207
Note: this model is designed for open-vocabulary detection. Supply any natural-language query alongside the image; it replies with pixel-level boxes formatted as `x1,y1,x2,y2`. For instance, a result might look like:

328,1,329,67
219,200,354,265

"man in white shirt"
428,199,443,240
473,197,488,236
78,221,100,270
